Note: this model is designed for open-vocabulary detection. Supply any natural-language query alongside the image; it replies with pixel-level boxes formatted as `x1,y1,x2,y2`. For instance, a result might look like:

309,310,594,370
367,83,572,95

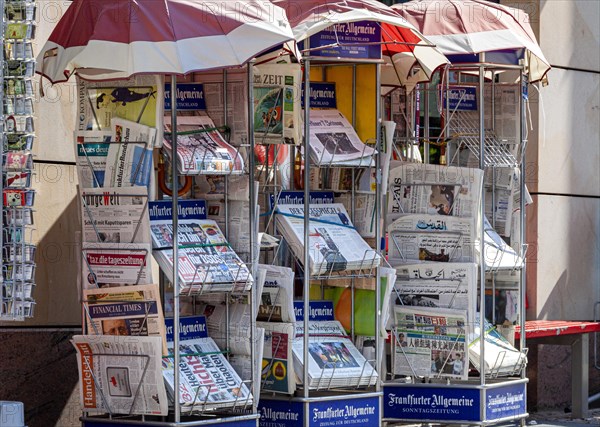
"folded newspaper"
72,335,168,415
104,118,154,187
275,203,380,276
162,115,244,175
257,264,295,323
293,320,378,389
387,214,476,264
82,243,153,289
308,109,376,166
163,337,253,412
149,200,251,293
74,131,112,188
80,187,149,244
256,321,296,394
83,284,167,355
392,305,469,380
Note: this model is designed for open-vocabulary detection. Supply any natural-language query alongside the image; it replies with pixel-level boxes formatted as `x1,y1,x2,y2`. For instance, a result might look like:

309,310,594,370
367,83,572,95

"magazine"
83,284,167,355
74,131,112,188
387,214,476,264
468,314,527,377
387,163,484,222
82,243,153,289
163,337,253,412
3,151,33,170
390,263,478,328
149,200,251,292
3,189,35,207
293,321,378,389
253,63,302,145
256,321,296,394
80,187,149,244
308,109,376,166
275,203,380,276
392,305,468,380
257,264,295,323
162,115,244,175
4,170,32,189
104,118,154,188
72,335,168,415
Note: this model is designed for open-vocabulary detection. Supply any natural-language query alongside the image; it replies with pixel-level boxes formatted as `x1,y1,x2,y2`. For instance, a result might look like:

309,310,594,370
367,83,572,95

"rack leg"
572,334,589,418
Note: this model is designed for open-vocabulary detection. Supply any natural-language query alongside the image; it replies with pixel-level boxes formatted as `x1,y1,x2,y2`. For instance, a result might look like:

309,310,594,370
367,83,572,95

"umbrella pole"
170,74,181,423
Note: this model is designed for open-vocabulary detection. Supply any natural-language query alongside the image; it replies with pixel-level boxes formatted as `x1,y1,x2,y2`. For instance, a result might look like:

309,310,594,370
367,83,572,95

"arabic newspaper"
256,321,296,394
82,243,153,289
104,118,154,188
83,284,167,355
257,264,295,323
293,321,378,389
387,163,484,222
74,131,112,188
392,305,468,380
80,187,149,244
308,109,376,165
76,75,164,148
163,337,253,412
162,115,244,175
72,335,168,415
391,263,477,328
387,214,476,264
468,314,527,377
253,63,302,145
275,203,380,276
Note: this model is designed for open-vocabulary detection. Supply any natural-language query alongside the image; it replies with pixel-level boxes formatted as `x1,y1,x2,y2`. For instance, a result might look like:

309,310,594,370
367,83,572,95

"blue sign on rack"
164,83,206,110
269,191,335,210
306,20,382,60
301,82,337,109
165,315,208,343
148,199,207,221
293,301,335,321
485,382,526,420
384,385,480,421
443,86,478,111
259,399,303,427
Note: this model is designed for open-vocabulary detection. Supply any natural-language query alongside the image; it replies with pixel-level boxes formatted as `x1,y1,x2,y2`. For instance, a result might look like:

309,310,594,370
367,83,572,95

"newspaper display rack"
256,24,392,426
382,58,531,425
1,0,37,321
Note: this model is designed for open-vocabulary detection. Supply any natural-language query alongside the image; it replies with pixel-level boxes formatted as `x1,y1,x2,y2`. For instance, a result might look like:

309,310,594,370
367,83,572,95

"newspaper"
163,337,253,412
228,327,265,399
201,302,253,356
83,284,167,354
468,314,526,377
484,167,519,237
392,305,468,380
256,321,296,394
390,263,477,329
293,321,378,389
387,214,476,264
482,216,523,270
103,118,154,188
149,200,251,292
76,75,164,148
387,163,484,222
162,115,244,175
336,193,377,238
253,63,302,145
257,264,295,323
74,131,112,188
308,109,376,165
72,335,168,415
80,187,149,244
275,203,380,275
82,243,153,289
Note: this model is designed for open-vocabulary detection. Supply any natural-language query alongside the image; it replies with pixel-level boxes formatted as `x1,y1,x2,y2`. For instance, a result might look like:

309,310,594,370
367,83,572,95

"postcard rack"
1,0,37,321
382,61,530,426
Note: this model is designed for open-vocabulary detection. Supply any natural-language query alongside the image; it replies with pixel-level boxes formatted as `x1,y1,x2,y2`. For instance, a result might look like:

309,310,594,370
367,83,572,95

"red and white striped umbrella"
36,0,294,82
271,0,448,87
393,0,550,82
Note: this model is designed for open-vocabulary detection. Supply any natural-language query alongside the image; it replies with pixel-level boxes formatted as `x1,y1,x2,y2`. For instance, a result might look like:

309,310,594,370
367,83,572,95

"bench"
515,320,600,418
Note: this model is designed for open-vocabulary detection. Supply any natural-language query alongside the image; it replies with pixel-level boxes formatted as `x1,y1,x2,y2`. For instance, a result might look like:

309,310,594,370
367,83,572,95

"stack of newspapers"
163,336,253,413
275,203,380,276
308,109,375,167
149,200,252,293
292,320,378,389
